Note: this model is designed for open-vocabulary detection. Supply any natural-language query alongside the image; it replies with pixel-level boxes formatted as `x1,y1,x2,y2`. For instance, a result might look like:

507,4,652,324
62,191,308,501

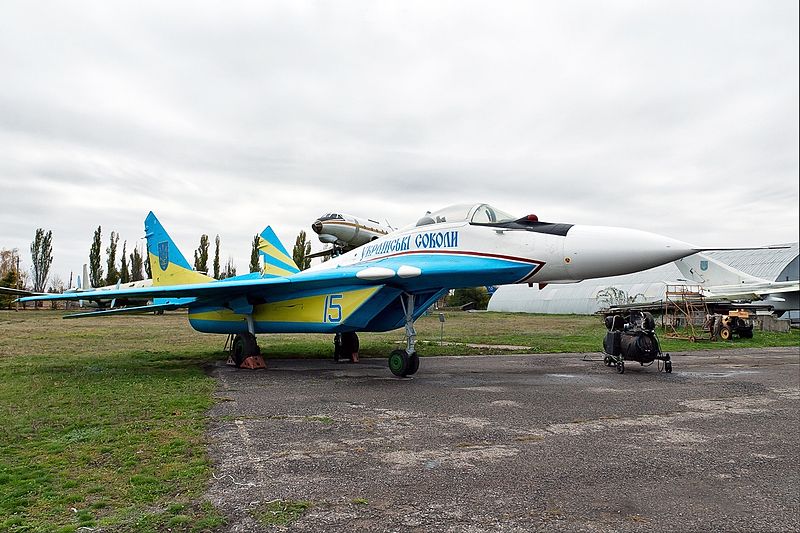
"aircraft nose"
312,220,323,234
563,225,697,279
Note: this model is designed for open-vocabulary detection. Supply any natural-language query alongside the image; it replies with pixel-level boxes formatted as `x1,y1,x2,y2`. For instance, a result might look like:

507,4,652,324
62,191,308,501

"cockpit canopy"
319,213,345,221
415,203,517,227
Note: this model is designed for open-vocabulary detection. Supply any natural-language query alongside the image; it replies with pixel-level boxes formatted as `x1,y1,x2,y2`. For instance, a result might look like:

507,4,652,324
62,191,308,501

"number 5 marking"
324,294,343,323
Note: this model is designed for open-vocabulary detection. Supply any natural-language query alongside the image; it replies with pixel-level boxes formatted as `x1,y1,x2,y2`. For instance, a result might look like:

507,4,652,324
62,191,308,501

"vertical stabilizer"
674,253,766,286
258,226,301,277
145,212,214,286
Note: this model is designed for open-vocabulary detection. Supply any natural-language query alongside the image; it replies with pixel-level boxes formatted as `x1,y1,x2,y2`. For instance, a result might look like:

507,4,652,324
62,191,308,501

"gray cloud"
1,1,797,282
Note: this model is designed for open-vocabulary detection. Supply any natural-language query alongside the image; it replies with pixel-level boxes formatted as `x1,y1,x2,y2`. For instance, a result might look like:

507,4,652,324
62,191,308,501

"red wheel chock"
240,355,266,369
225,354,266,369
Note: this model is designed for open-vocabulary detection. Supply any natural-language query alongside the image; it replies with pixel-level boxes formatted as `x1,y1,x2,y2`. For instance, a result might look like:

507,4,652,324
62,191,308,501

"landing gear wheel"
334,333,359,362
333,333,343,362
389,349,410,377
665,361,672,373
719,326,732,341
342,332,359,362
232,333,258,367
616,360,625,374
406,352,419,375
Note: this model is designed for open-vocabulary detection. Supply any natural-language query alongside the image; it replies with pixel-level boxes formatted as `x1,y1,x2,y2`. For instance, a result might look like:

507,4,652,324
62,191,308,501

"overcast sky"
1,1,798,286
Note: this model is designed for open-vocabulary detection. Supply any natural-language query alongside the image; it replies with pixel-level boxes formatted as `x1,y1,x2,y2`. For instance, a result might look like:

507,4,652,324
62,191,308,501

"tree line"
1,226,316,308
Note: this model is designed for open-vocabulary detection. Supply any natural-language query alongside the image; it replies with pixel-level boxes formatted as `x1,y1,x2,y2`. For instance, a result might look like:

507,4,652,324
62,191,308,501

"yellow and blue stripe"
258,226,301,277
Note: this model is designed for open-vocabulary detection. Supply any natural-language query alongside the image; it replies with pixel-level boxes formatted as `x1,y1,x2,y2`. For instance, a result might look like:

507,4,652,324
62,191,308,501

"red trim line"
364,249,546,268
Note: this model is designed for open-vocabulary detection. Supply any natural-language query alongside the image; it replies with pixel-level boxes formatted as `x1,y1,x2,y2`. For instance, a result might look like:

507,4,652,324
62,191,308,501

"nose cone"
312,220,323,234
564,225,697,279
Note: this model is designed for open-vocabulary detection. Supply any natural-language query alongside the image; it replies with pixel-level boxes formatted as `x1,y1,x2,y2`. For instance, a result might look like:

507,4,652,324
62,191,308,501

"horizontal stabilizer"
0,287,41,297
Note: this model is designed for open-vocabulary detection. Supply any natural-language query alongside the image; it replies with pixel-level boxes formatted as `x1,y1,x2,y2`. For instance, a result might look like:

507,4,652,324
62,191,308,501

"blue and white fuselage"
20,203,701,364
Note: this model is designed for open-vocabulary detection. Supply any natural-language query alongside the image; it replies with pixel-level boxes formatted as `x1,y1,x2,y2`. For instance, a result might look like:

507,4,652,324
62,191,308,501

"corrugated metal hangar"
487,243,799,318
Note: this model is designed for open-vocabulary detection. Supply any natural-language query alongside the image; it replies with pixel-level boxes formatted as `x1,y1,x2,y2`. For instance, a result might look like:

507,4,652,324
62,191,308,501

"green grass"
0,311,225,532
0,309,796,531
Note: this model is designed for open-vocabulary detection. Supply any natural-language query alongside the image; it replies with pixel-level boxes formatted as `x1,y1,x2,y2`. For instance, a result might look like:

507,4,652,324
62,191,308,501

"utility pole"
15,255,20,311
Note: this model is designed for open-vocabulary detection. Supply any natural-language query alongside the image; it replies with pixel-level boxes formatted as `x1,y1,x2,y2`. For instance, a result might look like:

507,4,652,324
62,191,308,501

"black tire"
406,353,420,375
665,361,672,373
719,326,732,341
388,349,409,377
616,360,625,374
232,333,258,367
342,332,359,362
232,337,245,366
604,355,612,367
333,333,343,362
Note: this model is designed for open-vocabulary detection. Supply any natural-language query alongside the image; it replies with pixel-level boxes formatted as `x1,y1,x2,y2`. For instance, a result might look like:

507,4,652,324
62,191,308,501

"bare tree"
220,257,237,279
0,248,19,277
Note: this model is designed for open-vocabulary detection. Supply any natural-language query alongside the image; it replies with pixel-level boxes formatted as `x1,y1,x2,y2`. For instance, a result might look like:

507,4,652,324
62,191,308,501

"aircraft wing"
19,253,535,307
61,302,182,319
0,286,43,297
702,281,799,299
18,265,396,305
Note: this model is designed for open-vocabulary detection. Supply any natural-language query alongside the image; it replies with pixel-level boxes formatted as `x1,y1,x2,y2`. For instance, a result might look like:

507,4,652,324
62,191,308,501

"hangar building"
487,243,799,319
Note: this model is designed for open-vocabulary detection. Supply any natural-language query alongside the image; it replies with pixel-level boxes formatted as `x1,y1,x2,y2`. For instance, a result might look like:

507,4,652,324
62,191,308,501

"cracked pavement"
205,347,799,532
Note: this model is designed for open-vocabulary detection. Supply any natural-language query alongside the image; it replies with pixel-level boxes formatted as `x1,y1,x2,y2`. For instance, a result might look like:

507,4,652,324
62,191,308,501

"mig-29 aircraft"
21,203,707,377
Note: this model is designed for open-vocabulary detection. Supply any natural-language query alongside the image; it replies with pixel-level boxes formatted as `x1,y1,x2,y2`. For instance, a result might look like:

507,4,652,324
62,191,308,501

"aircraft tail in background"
674,253,765,286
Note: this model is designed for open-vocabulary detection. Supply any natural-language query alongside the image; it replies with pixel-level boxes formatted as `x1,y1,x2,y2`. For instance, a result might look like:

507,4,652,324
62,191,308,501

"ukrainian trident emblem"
158,241,169,271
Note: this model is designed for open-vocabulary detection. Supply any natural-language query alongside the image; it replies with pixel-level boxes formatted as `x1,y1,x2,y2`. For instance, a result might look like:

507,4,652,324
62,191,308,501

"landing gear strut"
334,332,360,363
389,293,420,377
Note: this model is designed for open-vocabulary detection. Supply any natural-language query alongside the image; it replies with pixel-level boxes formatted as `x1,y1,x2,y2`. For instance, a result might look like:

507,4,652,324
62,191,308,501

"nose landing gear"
389,293,420,377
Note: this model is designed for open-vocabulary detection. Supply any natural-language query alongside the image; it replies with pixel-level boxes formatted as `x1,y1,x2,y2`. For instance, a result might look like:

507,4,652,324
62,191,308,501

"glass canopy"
414,204,517,227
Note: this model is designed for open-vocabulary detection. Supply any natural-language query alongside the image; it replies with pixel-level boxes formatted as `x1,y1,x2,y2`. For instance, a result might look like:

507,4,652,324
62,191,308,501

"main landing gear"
389,293,420,378
334,332,360,363
228,329,266,369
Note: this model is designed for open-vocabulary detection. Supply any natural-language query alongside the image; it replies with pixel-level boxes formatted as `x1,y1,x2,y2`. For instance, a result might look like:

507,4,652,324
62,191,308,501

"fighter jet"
22,203,707,377
675,253,799,315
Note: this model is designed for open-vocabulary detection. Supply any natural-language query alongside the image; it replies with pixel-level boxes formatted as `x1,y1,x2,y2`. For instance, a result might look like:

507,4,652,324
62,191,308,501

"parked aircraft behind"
22,203,710,377
1,264,152,308
310,213,392,258
675,253,799,315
